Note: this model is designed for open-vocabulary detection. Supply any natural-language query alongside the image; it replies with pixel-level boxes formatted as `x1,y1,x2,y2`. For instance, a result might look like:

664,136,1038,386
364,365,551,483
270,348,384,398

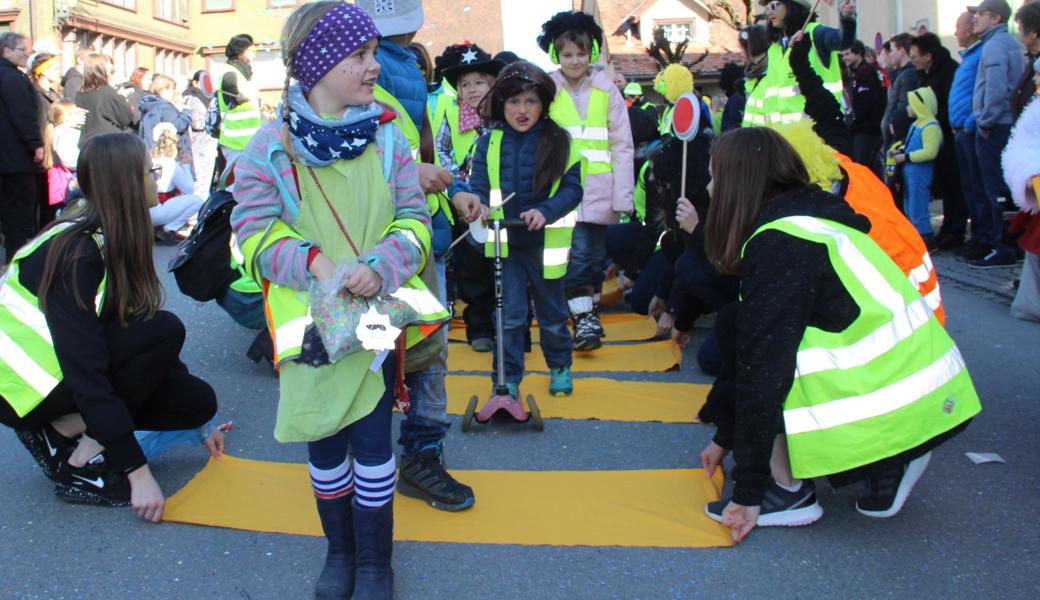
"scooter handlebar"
490,217,528,228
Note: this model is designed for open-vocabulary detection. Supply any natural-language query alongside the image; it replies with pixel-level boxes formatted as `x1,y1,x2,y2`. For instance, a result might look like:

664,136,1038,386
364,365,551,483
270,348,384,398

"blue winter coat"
375,40,428,132
466,121,583,250
137,94,193,155
949,41,984,132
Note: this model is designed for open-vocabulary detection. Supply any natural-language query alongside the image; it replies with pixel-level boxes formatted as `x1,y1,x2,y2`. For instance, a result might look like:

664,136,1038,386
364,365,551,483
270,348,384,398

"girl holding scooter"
452,61,584,400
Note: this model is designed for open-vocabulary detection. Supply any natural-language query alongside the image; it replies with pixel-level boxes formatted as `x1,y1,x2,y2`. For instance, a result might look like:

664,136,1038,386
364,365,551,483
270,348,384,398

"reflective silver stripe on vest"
564,126,609,142
788,216,936,377
0,329,60,397
275,314,312,350
785,345,967,435
543,247,569,266
580,149,611,164
0,282,52,345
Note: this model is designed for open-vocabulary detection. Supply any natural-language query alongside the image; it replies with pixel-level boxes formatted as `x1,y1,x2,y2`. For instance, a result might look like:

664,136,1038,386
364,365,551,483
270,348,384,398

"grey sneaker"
706,478,823,527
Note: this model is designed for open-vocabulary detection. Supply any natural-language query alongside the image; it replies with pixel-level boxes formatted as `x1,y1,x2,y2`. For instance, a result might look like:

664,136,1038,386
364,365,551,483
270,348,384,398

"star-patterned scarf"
285,84,383,167
457,100,483,134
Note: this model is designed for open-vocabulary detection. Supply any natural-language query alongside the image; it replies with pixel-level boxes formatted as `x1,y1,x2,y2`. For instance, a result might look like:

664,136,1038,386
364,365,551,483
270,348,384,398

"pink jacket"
550,68,635,225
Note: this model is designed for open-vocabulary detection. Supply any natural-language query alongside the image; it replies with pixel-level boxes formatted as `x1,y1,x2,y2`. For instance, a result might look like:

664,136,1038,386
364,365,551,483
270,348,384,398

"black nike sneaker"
54,453,132,507
15,425,76,481
397,446,475,512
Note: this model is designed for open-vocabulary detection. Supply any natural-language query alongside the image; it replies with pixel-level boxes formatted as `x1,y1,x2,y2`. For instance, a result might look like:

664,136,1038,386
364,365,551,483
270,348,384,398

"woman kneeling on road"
0,132,220,522
697,127,980,543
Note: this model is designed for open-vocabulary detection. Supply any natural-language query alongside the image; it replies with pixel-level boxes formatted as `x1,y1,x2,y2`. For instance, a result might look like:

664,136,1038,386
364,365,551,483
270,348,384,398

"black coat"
75,84,136,147
918,46,959,138
61,67,83,101
847,60,885,134
1011,51,1036,123
0,57,42,174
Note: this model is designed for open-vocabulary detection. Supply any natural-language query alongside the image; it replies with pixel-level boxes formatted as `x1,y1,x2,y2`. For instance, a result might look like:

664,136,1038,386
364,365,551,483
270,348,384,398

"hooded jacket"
906,87,942,164
137,94,193,154
949,41,984,132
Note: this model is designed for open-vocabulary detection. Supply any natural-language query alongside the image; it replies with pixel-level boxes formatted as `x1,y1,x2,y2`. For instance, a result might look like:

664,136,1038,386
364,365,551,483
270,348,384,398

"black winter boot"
352,498,394,600
313,494,355,599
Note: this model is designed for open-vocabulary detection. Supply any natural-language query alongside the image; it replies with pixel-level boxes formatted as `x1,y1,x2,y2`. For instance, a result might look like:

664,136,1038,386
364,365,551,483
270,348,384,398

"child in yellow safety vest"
229,3,448,596
450,61,584,399
435,43,504,351
537,11,635,352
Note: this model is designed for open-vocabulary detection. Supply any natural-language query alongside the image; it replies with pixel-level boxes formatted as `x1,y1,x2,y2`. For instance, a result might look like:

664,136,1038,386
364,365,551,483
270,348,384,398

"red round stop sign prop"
671,92,701,141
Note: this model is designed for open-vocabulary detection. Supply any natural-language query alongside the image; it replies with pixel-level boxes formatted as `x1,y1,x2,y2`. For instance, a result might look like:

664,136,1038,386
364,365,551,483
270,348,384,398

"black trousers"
450,239,495,342
934,141,968,239
851,132,883,179
0,171,39,264
0,311,216,438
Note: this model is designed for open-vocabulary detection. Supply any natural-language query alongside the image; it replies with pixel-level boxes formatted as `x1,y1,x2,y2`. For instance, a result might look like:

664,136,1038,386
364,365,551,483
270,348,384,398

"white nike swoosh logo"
72,474,105,489
43,431,58,457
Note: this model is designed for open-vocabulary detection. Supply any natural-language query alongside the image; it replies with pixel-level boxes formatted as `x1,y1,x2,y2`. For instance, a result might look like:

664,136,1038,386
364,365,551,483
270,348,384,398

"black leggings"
0,311,216,437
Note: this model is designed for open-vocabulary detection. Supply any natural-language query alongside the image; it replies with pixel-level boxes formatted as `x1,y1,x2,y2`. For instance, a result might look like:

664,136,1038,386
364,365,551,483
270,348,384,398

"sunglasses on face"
767,1,782,11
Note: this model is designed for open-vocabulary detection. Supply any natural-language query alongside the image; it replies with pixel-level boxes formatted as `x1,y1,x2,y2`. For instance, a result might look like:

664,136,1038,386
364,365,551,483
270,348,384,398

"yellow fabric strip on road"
448,313,660,344
446,375,706,423
164,455,733,548
448,340,681,372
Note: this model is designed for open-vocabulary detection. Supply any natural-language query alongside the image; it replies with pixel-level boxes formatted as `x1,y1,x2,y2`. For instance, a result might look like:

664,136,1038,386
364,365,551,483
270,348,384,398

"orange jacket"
838,153,946,325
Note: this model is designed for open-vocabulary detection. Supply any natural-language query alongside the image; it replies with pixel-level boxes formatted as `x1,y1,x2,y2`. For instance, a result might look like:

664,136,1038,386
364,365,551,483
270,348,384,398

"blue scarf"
285,84,383,167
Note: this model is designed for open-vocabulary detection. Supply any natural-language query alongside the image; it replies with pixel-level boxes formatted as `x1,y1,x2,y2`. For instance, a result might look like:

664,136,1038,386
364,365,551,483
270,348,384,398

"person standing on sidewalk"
910,33,969,251
841,40,885,171
0,32,45,264
1011,3,1040,122
949,11,990,261
970,0,1024,268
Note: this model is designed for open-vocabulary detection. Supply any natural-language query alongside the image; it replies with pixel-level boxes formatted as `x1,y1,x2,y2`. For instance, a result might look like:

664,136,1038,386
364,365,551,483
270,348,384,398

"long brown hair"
38,133,164,325
480,61,571,196
704,127,810,275
279,0,343,160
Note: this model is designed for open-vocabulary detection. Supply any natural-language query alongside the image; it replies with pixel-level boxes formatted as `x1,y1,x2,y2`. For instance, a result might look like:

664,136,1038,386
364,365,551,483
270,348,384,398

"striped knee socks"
353,456,396,508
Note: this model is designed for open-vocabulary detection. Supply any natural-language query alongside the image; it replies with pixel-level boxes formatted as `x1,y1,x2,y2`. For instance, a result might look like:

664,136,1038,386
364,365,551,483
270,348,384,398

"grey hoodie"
973,23,1024,129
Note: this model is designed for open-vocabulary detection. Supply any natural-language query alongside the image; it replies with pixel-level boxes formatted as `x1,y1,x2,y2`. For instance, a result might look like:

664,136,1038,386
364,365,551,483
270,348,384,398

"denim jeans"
564,222,609,294
954,130,989,244
975,124,1015,257
494,247,572,385
398,255,451,455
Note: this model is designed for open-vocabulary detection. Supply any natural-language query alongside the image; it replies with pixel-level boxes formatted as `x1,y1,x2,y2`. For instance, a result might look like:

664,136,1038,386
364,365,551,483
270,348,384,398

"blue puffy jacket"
466,121,583,250
949,41,984,132
374,40,428,132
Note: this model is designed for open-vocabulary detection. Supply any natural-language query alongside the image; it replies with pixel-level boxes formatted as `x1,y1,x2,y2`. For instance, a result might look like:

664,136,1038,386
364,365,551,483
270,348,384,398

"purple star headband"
292,3,382,92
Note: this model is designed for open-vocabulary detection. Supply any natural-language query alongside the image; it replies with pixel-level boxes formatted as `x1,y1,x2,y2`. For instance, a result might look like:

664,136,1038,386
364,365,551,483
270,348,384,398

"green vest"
743,77,769,127
633,160,650,223
373,84,453,225
747,23,845,127
483,129,583,279
237,127,449,366
429,83,456,141
228,232,262,294
445,102,478,169
659,103,675,136
214,62,262,151
743,216,981,479
0,223,105,417
549,87,612,176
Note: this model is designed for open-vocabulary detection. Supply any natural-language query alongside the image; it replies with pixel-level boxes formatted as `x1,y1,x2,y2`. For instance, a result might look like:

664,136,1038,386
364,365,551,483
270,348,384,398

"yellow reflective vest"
0,223,105,417
549,87,612,176
237,127,449,367
483,129,584,279
743,216,980,478
213,62,262,151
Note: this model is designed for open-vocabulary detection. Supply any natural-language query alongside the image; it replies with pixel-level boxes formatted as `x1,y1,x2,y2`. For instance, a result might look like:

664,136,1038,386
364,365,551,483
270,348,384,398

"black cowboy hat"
439,43,505,89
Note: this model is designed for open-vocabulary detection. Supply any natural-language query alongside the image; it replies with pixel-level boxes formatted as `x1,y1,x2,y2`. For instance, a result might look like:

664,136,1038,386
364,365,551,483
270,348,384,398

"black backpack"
168,187,241,302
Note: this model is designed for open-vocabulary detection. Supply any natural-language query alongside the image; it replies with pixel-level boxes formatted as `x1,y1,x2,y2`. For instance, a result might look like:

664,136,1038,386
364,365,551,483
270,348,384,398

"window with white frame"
155,0,189,25
203,0,235,11
100,0,136,9
658,21,695,44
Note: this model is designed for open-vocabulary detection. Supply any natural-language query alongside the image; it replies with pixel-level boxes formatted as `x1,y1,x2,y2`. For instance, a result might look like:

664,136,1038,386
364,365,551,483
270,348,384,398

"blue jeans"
309,353,396,468
955,130,989,244
564,222,608,294
398,255,451,455
494,247,572,384
975,124,1015,257
903,161,935,237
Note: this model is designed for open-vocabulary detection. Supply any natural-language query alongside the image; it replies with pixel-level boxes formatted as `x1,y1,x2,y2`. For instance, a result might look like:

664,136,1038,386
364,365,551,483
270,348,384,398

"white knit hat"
354,0,424,37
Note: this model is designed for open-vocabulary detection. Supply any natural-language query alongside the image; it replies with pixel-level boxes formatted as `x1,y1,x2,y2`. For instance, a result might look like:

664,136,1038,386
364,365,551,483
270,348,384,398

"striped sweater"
230,120,430,296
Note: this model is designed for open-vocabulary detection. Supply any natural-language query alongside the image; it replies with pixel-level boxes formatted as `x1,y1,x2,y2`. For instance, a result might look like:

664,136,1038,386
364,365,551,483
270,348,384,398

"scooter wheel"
461,394,478,432
526,394,544,432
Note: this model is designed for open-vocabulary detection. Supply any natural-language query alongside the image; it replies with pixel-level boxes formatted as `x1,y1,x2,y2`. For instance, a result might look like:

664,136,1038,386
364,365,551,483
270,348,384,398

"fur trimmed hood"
1003,96,1040,214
